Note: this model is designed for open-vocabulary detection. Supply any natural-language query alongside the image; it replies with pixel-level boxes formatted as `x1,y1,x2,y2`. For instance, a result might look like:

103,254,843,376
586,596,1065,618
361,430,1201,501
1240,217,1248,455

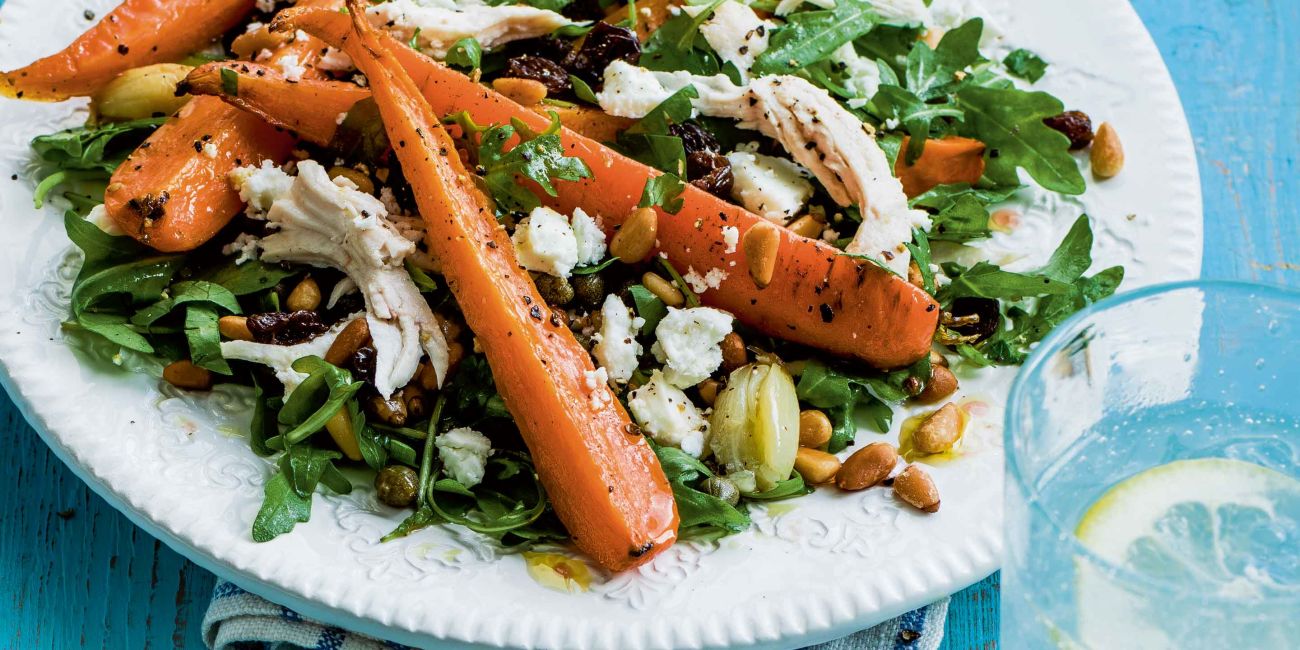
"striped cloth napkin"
203,579,948,650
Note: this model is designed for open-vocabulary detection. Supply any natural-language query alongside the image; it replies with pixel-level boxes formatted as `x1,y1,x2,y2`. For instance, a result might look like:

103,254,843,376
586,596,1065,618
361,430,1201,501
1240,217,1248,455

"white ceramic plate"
0,1,1201,647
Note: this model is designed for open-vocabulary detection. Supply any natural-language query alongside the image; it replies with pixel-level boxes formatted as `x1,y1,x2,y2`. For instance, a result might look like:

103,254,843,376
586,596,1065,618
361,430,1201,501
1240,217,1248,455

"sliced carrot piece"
280,7,940,369
329,0,678,571
182,62,369,146
895,136,987,197
1,0,256,101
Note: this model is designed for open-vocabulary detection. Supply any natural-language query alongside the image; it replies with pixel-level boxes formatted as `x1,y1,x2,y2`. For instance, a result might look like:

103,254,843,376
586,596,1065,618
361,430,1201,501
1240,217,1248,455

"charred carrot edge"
330,0,678,571
104,0,343,252
896,136,987,198
182,62,369,146
279,7,940,369
1,0,256,101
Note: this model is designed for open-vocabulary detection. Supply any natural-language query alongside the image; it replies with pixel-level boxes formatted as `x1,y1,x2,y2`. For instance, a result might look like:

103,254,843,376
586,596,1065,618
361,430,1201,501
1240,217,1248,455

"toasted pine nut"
836,442,898,491
697,379,721,405
894,464,940,512
922,27,945,49
491,77,548,106
1091,122,1124,179
218,315,253,341
611,207,658,263
328,166,375,195
324,409,362,461
641,272,684,307
742,221,780,288
787,214,822,239
720,332,747,372
907,260,926,289
417,361,441,391
795,447,842,484
929,350,949,368
914,403,962,454
286,276,322,312
917,365,959,404
163,360,213,391
325,318,371,366
798,409,833,448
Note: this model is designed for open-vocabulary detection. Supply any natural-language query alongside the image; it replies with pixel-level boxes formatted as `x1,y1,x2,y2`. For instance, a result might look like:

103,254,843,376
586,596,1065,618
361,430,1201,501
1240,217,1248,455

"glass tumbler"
1001,281,1300,648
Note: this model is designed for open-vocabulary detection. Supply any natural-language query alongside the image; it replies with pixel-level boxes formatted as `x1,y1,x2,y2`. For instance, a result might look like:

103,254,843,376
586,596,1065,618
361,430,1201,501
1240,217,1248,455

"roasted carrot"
104,0,341,252
0,0,255,101
329,0,678,571
181,62,369,146
895,136,987,198
279,8,940,369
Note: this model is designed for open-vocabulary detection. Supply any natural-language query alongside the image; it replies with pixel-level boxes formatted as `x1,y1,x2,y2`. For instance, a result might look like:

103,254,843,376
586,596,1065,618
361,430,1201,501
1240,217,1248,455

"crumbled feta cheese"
277,54,306,82
512,206,579,277
222,232,262,264
86,204,124,236
317,47,354,72
628,371,708,457
584,367,613,407
821,227,842,242
833,42,883,108
255,0,277,13
336,112,348,126
571,208,607,266
229,160,293,216
726,151,814,222
695,1,774,80
682,266,728,294
378,186,402,216
651,307,733,388
366,0,572,59
201,143,218,159
228,160,451,395
721,225,739,254
435,427,493,489
255,48,274,63
592,294,644,384
596,60,744,119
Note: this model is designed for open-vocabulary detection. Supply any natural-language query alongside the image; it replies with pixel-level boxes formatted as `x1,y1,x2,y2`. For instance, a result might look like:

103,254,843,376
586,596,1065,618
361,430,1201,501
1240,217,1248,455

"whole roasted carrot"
896,136,987,197
328,0,678,571
0,0,255,101
181,62,369,145
104,0,341,252
279,8,940,369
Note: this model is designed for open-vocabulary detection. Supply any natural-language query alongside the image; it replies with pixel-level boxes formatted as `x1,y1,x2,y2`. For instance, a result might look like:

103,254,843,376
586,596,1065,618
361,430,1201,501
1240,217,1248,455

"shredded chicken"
367,0,572,59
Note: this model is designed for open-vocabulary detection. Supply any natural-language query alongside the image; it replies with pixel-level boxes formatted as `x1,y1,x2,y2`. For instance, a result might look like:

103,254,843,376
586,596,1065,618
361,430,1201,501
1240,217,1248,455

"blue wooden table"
1,1,1295,647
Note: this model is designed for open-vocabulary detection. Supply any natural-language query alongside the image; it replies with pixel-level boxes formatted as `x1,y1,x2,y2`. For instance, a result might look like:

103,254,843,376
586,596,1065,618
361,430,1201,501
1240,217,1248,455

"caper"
535,274,574,306
572,273,606,308
374,465,419,508
701,476,741,506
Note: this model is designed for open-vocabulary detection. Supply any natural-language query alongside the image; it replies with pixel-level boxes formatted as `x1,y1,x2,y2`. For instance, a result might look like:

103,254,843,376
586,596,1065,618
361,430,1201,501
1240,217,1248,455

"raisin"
1043,110,1094,150
687,151,734,198
502,36,572,65
669,122,720,157
505,55,571,95
561,0,606,21
246,311,329,345
566,22,640,83
946,297,1001,343
350,345,378,385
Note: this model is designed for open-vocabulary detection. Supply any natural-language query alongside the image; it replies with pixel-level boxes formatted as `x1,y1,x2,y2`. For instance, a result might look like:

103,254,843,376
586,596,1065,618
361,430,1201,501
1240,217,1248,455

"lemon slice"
1074,458,1300,649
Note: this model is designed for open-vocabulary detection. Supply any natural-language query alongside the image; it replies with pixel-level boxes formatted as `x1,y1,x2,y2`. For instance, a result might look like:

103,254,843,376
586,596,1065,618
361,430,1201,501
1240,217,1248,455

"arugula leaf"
31,117,166,173
638,173,686,214
251,471,312,542
743,472,814,501
249,377,279,457
445,37,482,70
405,260,439,293
955,85,1084,194
619,87,698,176
869,84,963,163
196,258,298,296
939,261,1074,302
472,114,593,213
905,18,983,101
1003,48,1048,83
276,356,364,446
751,0,880,77
131,280,242,327
428,455,550,537
628,284,668,335
641,0,725,75
910,183,1018,210
651,444,750,537
485,0,573,10
351,398,389,472
331,97,390,163
796,359,914,451
184,304,231,374
904,227,936,294
381,505,443,542
572,256,620,275
927,194,991,242
569,75,599,104
220,67,239,96
280,445,344,499
69,254,184,354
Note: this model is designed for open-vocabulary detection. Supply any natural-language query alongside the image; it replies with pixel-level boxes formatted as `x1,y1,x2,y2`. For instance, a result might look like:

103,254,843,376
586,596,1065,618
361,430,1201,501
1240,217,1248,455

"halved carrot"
0,0,255,101
280,8,940,369
329,0,678,571
104,0,342,252
895,136,987,198
181,62,369,146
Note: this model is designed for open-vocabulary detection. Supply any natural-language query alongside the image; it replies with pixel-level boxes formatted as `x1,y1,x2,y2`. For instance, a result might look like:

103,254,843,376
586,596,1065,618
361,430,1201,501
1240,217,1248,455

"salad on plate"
2,0,1125,572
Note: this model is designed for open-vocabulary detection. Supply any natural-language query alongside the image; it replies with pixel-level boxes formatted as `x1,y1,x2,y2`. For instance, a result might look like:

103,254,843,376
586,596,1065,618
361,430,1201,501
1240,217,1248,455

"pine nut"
720,332,747,372
794,447,842,484
742,221,780,288
1091,122,1124,179
697,379,721,405
641,272,684,307
914,403,962,454
491,77,548,106
324,409,362,461
328,166,375,195
798,409,833,448
787,214,822,239
894,464,940,512
836,442,898,491
324,318,371,366
929,350,949,368
218,315,253,341
163,360,213,391
611,207,658,263
917,365,959,404
286,276,321,312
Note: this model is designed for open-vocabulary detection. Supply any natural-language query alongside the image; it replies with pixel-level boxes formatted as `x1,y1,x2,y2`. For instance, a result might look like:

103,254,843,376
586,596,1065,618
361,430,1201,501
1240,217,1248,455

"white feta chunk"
695,1,775,81
512,206,579,277
570,207,606,266
592,294,644,384
276,54,306,83
651,307,733,388
726,151,814,222
721,225,739,254
229,160,293,217
222,232,262,265
435,427,493,488
682,266,728,294
627,370,708,457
